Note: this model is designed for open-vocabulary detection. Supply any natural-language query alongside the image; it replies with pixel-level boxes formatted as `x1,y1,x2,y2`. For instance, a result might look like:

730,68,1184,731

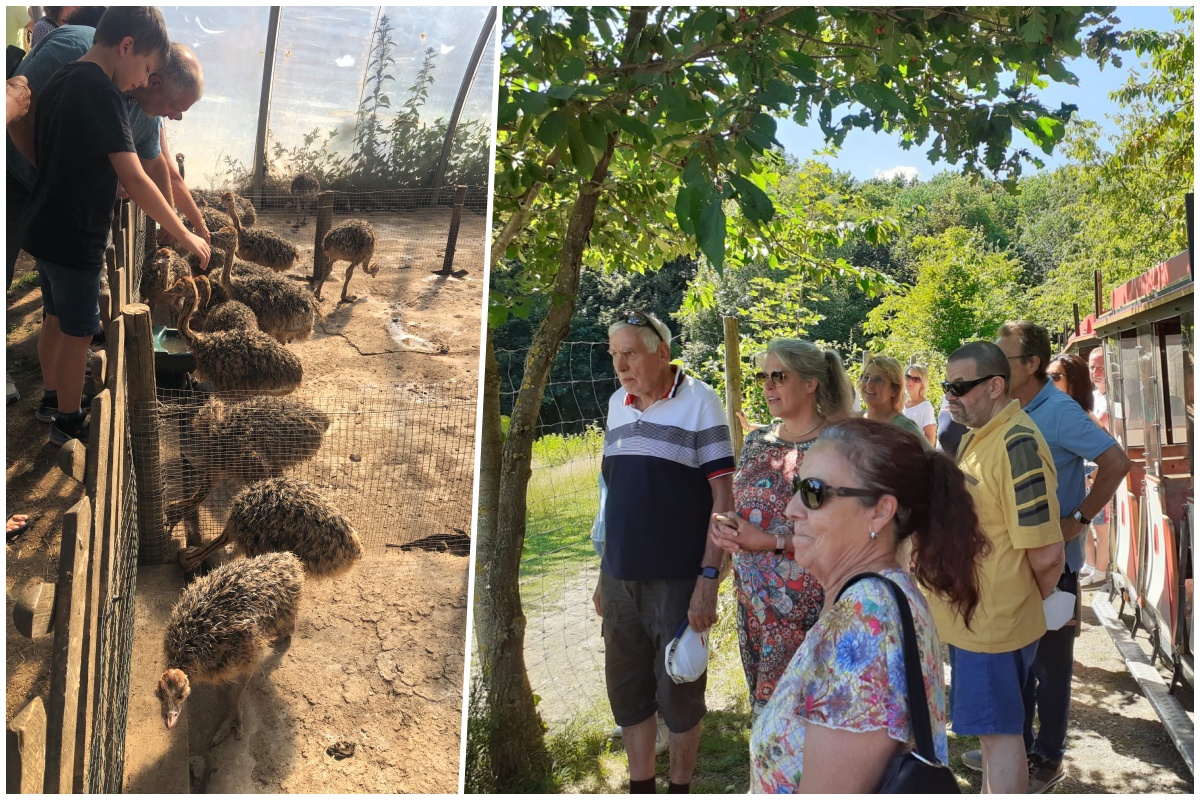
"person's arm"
922,422,937,448
689,473,732,632
796,723,898,793
710,512,785,554
6,76,31,124
109,151,209,269
1025,540,1065,599
7,90,37,164
1077,443,1131,523
142,151,174,209
157,128,209,243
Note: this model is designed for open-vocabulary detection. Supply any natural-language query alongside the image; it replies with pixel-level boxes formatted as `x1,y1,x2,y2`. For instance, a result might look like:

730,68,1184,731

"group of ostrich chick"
143,179,377,745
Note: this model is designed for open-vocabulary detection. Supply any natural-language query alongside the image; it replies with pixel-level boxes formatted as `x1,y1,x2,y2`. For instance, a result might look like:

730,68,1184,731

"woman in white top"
901,364,937,447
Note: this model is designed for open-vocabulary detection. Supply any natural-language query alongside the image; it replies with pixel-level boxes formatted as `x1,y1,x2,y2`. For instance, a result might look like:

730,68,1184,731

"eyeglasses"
859,373,887,386
620,310,664,343
792,477,879,510
1048,373,1066,383
754,370,788,386
940,374,1002,397
904,374,921,382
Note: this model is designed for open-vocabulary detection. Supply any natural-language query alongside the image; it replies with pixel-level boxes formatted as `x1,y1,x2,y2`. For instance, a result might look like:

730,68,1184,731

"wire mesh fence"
492,342,624,729
136,386,476,563
86,429,140,793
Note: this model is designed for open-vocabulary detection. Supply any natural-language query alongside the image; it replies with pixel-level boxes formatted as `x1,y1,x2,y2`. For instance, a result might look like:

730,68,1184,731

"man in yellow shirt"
932,341,1064,794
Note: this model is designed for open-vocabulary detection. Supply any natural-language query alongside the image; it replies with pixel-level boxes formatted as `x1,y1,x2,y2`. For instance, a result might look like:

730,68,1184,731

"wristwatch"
775,535,785,556
1072,508,1092,525
699,566,719,580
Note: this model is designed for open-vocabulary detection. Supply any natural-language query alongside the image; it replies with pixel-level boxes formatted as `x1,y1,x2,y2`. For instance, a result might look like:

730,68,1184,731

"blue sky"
776,6,1184,181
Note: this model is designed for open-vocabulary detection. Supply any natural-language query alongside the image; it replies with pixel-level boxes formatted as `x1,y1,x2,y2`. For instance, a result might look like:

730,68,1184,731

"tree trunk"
476,135,620,787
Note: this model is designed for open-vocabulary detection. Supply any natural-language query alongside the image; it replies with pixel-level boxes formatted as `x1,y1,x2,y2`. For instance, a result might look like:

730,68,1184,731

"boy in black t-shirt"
20,7,210,446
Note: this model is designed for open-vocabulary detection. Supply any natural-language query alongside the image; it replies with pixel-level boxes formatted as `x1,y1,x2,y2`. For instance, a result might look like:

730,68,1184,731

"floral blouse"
749,568,948,793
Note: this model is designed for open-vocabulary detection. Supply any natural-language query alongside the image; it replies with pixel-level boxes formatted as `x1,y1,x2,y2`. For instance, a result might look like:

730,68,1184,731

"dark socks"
668,781,690,794
629,778,655,793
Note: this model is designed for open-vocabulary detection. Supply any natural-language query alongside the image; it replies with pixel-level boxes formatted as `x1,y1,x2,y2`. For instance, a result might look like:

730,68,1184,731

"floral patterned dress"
749,568,949,793
732,428,825,715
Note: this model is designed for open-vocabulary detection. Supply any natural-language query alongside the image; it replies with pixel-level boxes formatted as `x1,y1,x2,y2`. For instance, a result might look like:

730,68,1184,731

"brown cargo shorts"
599,570,707,733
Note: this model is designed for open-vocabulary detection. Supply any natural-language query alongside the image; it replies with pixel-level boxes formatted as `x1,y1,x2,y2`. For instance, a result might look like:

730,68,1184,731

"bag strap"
835,571,940,764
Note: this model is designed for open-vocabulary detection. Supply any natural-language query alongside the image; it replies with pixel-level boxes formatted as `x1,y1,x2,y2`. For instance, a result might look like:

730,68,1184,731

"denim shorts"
599,571,707,733
948,641,1039,736
37,258,102,337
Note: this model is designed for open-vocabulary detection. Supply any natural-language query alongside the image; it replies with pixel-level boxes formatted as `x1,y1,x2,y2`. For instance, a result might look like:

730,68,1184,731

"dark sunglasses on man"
940,374,1002,397
619,310,664,343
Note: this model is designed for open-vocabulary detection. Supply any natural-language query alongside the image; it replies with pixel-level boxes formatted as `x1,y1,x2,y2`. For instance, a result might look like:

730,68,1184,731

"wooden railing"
7,200,151,793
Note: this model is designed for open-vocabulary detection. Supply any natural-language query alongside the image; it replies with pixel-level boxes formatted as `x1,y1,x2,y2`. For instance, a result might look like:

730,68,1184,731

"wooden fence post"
124,304,167,564
723,316,743,460
312,191,333,284
7,698,47,793
43,497,92,793
437,185,469,275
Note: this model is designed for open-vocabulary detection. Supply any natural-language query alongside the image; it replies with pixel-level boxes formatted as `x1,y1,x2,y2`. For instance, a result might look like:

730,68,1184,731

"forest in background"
491,7,1193,431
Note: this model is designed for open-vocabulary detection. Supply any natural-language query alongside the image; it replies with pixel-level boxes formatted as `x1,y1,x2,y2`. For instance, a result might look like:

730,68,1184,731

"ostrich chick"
164,276,303,396
140,247,192,318
175,152,185,180
205,300,259,333
157,552,304,744
179,477,363,575
317,219,379,303
289,173,319,225
216,225,318,343
221,191,296,272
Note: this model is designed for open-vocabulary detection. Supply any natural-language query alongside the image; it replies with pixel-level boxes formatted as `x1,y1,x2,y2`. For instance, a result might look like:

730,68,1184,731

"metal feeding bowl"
152,326,196,375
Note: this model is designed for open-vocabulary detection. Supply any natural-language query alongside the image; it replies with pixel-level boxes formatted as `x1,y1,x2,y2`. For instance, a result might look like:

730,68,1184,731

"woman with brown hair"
750,418,988,792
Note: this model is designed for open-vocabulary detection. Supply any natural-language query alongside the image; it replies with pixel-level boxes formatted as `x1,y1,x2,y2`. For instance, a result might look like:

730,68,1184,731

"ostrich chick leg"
339,262,359,304
212,670,256,746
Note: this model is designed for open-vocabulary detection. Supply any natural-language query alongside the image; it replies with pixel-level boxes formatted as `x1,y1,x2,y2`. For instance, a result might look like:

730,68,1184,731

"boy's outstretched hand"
183,233,210,271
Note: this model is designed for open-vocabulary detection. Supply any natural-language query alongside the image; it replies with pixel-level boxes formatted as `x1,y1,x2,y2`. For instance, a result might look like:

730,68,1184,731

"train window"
1138,325,1161,467
1114,332,1144,448
1159,318,1189,446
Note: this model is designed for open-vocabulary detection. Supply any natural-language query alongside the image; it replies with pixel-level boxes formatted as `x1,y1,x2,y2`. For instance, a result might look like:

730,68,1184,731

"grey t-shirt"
7,24,162,193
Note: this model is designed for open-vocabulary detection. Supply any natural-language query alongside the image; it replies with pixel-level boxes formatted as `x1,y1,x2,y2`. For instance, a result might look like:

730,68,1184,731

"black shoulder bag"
836,572,960,794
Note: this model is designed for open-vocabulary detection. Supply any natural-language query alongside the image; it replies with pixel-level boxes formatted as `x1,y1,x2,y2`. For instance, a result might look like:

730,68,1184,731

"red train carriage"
1066,250,1193,693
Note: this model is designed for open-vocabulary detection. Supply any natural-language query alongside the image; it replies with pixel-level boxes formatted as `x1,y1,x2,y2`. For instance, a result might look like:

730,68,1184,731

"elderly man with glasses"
964,321,1131,792
927,340,1065,794
592,309,734,794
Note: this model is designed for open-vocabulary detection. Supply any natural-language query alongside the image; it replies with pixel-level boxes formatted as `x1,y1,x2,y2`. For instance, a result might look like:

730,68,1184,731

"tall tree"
474,6,1122,787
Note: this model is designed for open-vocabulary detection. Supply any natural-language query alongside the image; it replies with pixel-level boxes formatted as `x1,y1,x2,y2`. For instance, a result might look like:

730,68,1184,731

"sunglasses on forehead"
791,477,879,510
940,374,1002,397
619,310,664,343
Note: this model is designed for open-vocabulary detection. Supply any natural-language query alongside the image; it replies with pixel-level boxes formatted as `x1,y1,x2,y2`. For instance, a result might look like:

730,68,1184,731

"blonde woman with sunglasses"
710,339,854,716
902,364,938,447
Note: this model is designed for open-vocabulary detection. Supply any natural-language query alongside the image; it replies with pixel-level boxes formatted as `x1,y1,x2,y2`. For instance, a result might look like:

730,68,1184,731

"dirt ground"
5,205,484,792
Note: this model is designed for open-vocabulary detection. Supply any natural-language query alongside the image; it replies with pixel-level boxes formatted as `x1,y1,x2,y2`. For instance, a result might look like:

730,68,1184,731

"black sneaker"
49,410,90,447
36,390,96,423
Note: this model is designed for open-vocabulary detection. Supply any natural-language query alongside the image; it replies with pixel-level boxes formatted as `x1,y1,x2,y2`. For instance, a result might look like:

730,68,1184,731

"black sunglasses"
792,477,879,510
754,370,788,386
940,374,1002,397
620,310,664,343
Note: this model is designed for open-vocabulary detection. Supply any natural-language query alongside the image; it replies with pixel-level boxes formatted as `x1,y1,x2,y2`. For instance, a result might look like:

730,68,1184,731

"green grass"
11,271,38,291
521,429,604,583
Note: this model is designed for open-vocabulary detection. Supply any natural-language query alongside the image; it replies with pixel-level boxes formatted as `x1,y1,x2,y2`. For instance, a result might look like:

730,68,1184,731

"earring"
869,530,878,541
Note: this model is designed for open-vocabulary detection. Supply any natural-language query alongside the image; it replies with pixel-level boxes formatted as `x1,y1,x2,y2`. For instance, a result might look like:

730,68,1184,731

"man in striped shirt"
593,309,734,794
929,341,1064,794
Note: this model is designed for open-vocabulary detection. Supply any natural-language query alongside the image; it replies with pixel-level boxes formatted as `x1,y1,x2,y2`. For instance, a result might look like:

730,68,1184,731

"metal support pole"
430,6,497,190
250,6,282,203
437,186,468,275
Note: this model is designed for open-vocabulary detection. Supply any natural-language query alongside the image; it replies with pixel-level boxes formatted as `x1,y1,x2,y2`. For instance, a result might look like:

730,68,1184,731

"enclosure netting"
86,428,140,793
134,386,476,562
481,342,621,731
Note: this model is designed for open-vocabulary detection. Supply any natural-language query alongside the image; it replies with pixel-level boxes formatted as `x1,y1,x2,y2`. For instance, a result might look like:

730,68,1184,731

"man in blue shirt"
990,321,1131,792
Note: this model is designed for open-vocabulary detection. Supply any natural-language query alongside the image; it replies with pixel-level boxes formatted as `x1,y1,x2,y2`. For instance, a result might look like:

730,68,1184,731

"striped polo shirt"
601,366,735,581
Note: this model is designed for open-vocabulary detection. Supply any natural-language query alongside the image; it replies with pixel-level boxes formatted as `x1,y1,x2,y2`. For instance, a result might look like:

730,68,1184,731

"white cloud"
874,165,920,182
335,55,355,68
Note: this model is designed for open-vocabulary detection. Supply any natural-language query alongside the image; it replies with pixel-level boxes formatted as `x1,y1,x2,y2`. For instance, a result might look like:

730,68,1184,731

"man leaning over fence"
591,309,735,794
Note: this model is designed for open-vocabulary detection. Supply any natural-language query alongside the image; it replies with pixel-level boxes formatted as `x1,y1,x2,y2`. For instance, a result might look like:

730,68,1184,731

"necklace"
779,419,823,440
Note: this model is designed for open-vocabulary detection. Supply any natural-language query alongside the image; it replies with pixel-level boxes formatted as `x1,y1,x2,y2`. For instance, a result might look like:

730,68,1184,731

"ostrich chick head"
365,261,380,277
156,668,191,730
